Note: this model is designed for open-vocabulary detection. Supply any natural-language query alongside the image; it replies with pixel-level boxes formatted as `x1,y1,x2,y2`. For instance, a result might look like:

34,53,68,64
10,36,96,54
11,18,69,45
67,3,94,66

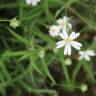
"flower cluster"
49,16,72,37
49,16,95,60
25,0,40,6
49,16,82,56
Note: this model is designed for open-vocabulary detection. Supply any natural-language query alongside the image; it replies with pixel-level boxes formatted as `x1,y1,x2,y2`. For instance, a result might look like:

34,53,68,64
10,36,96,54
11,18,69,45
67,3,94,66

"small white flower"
56,31,82,55
49,25,61,37
79,50,95,61
25,0,40,6
56,16,72,32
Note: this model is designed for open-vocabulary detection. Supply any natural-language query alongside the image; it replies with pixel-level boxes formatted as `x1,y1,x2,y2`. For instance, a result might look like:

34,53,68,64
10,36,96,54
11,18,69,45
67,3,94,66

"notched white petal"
64,45,68,55
70,41,82,50
63,43,71,55
69,32,80,40
59,32,67,39
56,40,65,48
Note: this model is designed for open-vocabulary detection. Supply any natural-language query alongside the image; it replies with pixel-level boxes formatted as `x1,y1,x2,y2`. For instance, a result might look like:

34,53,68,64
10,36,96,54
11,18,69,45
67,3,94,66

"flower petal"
85,55,90,61
59,31,68,39
56,19,63,25
56,40,65,48
79,51,84,55
63,16,68,21
64,43,71,55
26,0,32,4
69,32,80,40
67,43,71,55
68,23,72,29
86,50,95,56
64,44,68,55
70,41,82,50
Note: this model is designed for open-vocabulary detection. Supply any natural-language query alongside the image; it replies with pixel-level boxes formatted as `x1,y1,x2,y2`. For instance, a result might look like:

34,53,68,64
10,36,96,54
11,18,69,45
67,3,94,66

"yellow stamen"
66,38,71,42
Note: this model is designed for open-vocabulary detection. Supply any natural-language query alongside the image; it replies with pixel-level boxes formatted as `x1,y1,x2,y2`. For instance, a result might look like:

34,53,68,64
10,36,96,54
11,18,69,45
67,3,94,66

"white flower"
25,0,40,6
56,31,82,55
56,16,72,32
79,50,95,61
49,25,61,37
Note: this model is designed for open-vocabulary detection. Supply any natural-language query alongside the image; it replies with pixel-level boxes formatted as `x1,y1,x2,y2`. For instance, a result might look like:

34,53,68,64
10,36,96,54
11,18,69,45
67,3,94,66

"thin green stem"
0,20,10,22
60,54,71,84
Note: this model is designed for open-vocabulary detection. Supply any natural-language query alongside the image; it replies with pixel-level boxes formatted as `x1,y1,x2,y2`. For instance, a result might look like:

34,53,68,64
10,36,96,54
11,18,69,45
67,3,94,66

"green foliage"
0,0,96,96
